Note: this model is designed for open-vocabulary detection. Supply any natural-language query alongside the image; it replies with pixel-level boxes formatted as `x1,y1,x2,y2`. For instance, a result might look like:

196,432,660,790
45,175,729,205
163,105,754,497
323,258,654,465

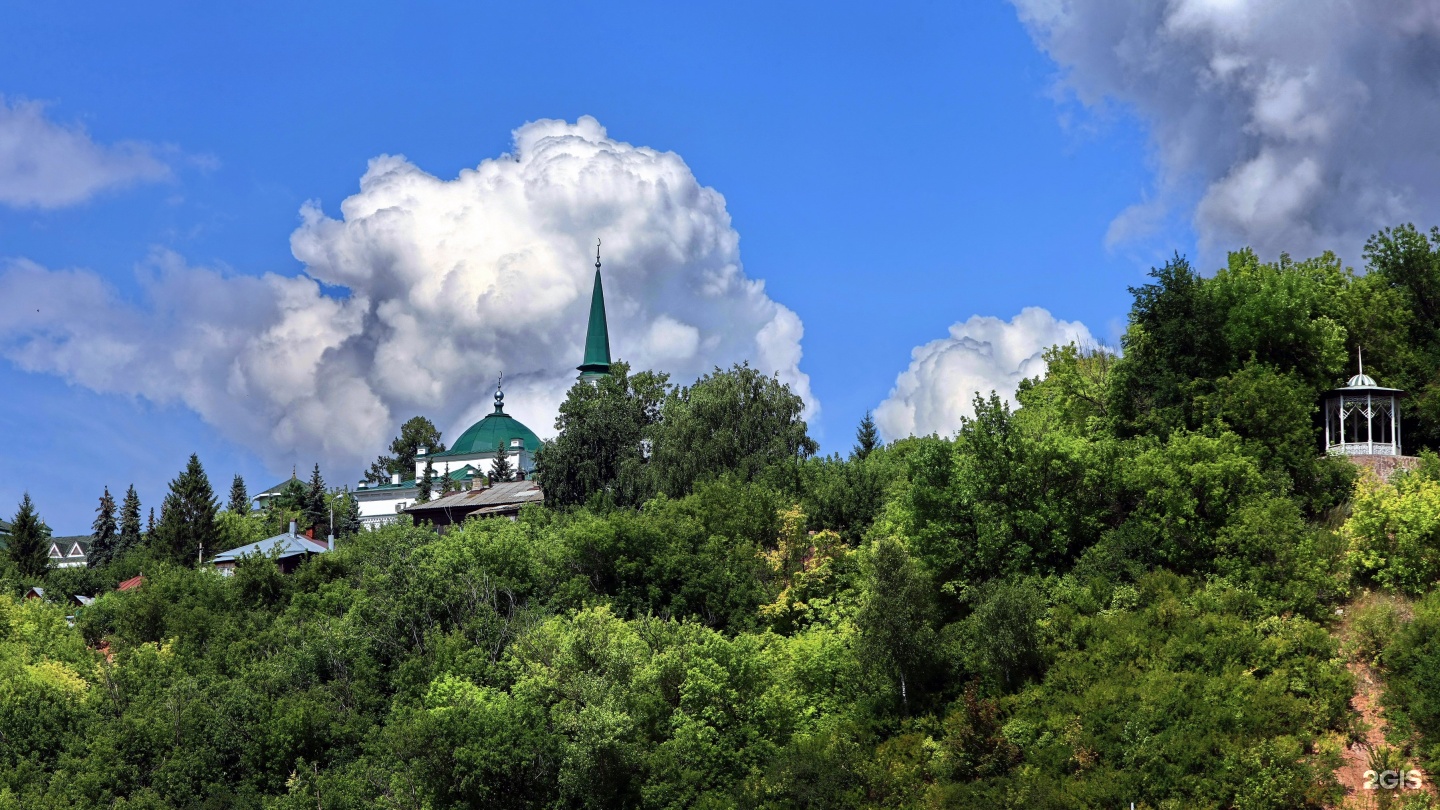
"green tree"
854,410,879,460
228,474,249,515
146,506,156,535
366,416,445,484
7,493,50,578
901,395,1105,598
153,454,219,567
417,456,435,503
490,441,514,483
117,484,142,558
954,579,1046,691
855,537,936,713
303,463,327,536
336,490,362,539
1362,224,1440,451
88,487,119,568
533,360,670,507
650,362,818,497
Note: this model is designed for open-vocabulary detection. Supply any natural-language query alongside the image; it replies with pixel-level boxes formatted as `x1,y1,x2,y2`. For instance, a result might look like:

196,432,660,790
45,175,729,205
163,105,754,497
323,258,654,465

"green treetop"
228,474,250,515
491,441,514,483
367,416,446,485
337,490,362,538
153,454,219,567
89,487,119,568
304,463,327,536
117,484,143,558
417,457,435,503
854,410,879,460
8,493,50,578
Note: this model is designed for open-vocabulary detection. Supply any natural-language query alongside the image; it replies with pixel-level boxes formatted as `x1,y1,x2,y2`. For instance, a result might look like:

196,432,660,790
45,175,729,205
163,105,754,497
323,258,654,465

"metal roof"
434,394,542,457
404,480,543,521
212,531,329,564
578,262,612,378
254,477,300,498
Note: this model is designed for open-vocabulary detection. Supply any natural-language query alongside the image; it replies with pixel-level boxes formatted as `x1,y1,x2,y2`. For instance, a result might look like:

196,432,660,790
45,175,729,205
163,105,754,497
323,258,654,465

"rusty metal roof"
405,480,543,523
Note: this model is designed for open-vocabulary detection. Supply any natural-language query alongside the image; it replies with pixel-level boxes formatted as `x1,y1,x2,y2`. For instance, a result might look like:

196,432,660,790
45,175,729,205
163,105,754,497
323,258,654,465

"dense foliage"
11,232,1440,808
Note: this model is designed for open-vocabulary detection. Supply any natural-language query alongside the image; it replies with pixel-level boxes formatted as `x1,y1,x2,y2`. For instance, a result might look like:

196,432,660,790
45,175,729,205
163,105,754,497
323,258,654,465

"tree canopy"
16,226,1440,808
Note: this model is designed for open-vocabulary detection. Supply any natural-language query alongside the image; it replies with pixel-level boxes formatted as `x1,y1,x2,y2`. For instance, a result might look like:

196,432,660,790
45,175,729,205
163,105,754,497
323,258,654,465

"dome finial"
493,372,505,413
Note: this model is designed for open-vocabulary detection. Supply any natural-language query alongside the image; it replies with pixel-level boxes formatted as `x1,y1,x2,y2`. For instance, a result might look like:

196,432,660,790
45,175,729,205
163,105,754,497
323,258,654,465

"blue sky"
7,0,1428,533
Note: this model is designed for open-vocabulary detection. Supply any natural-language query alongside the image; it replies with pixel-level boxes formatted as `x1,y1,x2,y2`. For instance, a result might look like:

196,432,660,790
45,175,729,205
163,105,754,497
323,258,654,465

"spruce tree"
417,457,435,503
337,490,362,538
303,463,327,536
229,474,250,515
118,485,142,557
8,494,50,578
146,507,156,536
153,454,219,567
491,439,514,483
854,410,880,460
440,463,453,496
89,487,119,568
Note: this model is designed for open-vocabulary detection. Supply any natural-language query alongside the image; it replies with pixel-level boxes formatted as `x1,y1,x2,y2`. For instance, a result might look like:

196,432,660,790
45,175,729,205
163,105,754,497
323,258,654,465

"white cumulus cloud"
0,97,170,208
1011,0,1440,263
0,116,813,478
874,308,1093,440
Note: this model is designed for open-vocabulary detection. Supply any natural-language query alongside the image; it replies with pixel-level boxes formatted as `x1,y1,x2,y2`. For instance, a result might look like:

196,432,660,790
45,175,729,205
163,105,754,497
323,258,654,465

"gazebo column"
1395,394,1402,456
1367,393,1374,455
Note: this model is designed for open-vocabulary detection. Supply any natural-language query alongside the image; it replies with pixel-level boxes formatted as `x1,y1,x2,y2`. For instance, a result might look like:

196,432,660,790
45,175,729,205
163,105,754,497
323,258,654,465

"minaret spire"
577,238,612,382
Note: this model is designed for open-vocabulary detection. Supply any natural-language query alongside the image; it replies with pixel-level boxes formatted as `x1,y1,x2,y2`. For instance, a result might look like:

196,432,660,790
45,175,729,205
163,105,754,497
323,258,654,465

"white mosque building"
352,245,612,529
351,387,545,529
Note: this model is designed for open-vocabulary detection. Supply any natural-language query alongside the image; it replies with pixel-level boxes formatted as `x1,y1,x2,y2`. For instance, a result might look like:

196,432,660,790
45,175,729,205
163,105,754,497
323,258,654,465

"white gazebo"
1324,360,1404,457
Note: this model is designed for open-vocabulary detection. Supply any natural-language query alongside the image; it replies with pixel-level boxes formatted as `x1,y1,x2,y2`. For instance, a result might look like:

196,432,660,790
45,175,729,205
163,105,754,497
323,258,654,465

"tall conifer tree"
89,487,119,568
118,485,142,557
336,490,362,539
153,454,219,567
229,474,250,515
304,463,327,536
8,494,50,578
854,410,880,460
146,507,156,536
417,457,435,503
491,440,514,483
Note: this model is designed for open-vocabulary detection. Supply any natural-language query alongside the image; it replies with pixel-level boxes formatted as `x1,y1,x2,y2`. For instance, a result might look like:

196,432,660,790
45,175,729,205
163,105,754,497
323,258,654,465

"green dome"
433,390,542,458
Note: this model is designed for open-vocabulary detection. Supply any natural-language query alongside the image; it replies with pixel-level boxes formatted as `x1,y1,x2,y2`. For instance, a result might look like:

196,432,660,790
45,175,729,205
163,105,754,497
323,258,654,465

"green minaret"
577,239,612,381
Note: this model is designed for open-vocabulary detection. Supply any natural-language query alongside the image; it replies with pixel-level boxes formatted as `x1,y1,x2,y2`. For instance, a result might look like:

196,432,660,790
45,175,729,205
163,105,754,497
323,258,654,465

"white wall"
413,445,531,480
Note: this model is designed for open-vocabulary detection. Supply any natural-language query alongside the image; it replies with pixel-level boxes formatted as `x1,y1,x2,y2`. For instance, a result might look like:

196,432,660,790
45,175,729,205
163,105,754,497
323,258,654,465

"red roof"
117,574,146,592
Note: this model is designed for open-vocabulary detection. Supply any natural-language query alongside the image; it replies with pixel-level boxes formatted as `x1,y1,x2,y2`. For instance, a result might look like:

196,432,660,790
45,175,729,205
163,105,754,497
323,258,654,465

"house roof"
49,537,90,560
358,477,418,494
212,531,329,564
117,574,146,591
254,476,301,499
404,480,544,522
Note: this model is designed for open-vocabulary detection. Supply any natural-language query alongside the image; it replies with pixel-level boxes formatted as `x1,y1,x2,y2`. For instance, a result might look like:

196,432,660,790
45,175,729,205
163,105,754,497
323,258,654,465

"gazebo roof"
1326,378,1405,396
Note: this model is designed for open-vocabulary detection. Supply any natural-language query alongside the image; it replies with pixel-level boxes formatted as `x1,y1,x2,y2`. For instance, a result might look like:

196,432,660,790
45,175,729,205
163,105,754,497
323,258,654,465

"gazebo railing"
1326,442,1400,457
